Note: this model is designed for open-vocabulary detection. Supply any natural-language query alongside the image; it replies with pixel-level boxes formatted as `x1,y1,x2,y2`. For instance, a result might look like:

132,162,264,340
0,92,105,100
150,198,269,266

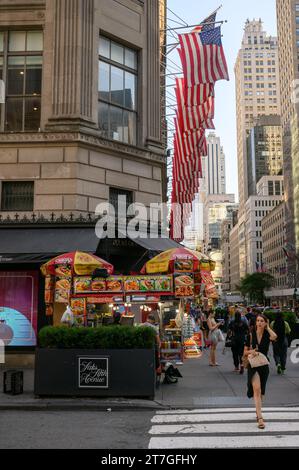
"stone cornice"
0,2,45,11
0,131,166,165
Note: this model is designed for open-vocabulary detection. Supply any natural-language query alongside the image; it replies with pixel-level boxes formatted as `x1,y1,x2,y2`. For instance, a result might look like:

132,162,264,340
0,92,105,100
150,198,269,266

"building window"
0,31,43,132
98,36,137,145
268,181,274,196
275,181,281,195
109,187,133,214
1,181,34,211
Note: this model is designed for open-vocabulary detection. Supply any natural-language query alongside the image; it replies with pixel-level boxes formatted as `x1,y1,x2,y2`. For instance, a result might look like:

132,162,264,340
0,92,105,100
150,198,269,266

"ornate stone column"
47,0,95,128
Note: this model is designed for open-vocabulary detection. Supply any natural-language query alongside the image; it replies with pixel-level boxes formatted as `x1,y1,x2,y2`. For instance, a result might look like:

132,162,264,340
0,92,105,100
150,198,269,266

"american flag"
178,26,229,86
192,11,217,33
174,147,203,184
174,118,205,158
184,82,215,107
173,140,202,178
175,78,215,132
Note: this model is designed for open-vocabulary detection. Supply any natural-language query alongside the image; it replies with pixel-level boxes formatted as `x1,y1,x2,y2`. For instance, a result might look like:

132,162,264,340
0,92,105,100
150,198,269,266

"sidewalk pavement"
0,345,298,411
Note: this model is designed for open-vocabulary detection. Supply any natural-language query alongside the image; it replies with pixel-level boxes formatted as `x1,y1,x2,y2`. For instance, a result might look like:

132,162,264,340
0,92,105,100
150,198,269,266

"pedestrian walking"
227,311,249,374
207,310,224,367
243,314,277,429
200,310,210,347
271,311,291,375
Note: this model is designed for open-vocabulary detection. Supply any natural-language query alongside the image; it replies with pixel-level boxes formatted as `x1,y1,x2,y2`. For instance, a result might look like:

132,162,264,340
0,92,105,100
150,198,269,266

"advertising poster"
200,271,218,299
74,277,92,294
124,276,173,293
106,277,123,292
174,273,194,298
55,264,72,278
154,277,172,292
124,277,140,292
193,272,201,297
74,276,123,294
55,277,71,303
0,271,38,346
174,259,193,273
44,275,55,304
70,298,85,316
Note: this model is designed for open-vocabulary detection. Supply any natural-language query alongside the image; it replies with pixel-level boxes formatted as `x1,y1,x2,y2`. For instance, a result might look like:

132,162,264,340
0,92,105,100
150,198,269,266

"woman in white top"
207,310,224,366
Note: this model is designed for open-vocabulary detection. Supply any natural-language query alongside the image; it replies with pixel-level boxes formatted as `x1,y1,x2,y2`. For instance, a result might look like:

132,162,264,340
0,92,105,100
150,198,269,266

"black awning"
0,227,99,257
127,235,183,252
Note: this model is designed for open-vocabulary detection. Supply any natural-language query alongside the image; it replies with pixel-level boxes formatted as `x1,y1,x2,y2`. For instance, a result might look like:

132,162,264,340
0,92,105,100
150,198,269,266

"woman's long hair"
234,311,242,325
273,311,286,341
255,314,268,330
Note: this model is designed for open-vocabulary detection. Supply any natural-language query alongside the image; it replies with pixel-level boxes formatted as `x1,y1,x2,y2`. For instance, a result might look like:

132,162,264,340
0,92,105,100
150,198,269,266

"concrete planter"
34,348,155,399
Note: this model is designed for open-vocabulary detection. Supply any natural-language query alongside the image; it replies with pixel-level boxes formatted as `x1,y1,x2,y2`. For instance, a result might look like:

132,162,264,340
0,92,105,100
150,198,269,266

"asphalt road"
0,410,154,449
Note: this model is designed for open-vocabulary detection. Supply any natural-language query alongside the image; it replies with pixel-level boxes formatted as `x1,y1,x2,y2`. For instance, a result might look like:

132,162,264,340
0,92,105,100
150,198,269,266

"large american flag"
192,11,217,33
184,82,215,107
178,26,229,86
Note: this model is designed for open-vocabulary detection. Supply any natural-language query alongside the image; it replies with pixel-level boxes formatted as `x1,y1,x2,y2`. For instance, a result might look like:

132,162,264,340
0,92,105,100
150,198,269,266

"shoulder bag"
242,333,269,369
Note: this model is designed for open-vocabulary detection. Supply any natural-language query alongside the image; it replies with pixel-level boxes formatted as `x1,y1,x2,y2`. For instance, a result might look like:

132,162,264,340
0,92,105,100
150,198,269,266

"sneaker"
234,367,240,372
277,364,282,375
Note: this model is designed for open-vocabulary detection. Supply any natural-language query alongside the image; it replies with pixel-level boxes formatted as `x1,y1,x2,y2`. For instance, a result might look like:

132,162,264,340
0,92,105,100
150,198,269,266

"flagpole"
163,19,226,33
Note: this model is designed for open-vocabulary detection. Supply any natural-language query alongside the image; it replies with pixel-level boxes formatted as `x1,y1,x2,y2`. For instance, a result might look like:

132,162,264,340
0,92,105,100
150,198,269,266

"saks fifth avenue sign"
78,357,109,389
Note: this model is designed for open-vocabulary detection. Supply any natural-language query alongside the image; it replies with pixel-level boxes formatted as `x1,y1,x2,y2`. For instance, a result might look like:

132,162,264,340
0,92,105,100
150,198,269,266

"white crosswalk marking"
148,408,299,449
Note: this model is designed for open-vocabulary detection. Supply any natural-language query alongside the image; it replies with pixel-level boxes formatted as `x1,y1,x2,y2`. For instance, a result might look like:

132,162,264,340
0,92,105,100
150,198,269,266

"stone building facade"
276,0,299,282
0,0,167,219
262,202,289,305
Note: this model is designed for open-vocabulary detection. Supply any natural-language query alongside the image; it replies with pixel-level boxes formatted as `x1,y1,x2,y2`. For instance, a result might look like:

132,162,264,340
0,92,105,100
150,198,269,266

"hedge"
263,311,297,327
38,326,156,350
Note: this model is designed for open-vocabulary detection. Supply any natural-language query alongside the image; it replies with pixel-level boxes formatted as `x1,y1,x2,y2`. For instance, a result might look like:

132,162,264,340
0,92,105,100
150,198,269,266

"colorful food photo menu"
174,273,194,297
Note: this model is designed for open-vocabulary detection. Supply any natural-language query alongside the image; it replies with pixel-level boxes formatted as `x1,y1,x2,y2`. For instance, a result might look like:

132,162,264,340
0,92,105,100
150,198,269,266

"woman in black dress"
243,314,277,429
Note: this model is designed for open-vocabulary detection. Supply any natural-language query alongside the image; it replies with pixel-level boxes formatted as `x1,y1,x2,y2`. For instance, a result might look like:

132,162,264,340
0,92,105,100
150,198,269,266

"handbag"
248,352,269,368
242,333,270,369
225,330,235,348
210,328,225,344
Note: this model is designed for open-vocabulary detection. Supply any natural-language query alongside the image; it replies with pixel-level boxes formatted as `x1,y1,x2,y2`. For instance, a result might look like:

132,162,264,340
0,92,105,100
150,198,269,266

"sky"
167,0,277,201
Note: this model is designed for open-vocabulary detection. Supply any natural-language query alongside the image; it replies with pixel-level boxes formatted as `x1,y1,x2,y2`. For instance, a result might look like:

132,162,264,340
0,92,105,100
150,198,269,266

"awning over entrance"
0,227,99,262
127,235,183,252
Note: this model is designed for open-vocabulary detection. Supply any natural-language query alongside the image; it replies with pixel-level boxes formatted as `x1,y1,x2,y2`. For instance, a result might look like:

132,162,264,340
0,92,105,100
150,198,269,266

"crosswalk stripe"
148,435,299,449
148,408,299,449
152,412,299,424
149,421,299,435
156,407,299,415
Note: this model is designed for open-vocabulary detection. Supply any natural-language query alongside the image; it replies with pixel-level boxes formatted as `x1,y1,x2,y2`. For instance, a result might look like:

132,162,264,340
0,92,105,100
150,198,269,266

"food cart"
140,247,218,364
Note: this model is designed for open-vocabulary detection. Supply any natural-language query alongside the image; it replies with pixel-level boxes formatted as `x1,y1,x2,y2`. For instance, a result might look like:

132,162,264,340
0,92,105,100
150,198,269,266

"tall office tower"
235,19,281,215
276,0,299,279
201,133,226,195
247,115,283,196
184,133,226,248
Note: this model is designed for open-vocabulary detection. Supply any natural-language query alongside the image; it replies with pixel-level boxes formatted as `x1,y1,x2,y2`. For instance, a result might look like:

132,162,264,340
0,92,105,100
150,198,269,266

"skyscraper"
184,132,227,249
276,0,299,281
235,19,281,215
201,133,226,195
247,115,283,196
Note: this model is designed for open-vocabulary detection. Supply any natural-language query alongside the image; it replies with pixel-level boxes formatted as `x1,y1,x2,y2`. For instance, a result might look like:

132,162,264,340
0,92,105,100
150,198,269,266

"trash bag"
61,305,75,326
163,364,181,384
163,374,178,384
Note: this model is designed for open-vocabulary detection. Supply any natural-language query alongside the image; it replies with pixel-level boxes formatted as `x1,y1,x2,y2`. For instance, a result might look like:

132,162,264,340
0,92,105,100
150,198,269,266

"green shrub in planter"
38,326,156,350
264,311,297,327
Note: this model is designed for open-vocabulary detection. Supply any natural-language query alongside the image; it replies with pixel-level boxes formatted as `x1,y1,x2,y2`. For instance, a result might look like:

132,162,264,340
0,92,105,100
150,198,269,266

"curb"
1,401,299,412
0,399,167,412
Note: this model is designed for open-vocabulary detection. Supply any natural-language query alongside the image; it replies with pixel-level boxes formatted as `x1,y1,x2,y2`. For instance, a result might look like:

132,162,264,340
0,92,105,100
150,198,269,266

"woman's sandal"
257,417,265,429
